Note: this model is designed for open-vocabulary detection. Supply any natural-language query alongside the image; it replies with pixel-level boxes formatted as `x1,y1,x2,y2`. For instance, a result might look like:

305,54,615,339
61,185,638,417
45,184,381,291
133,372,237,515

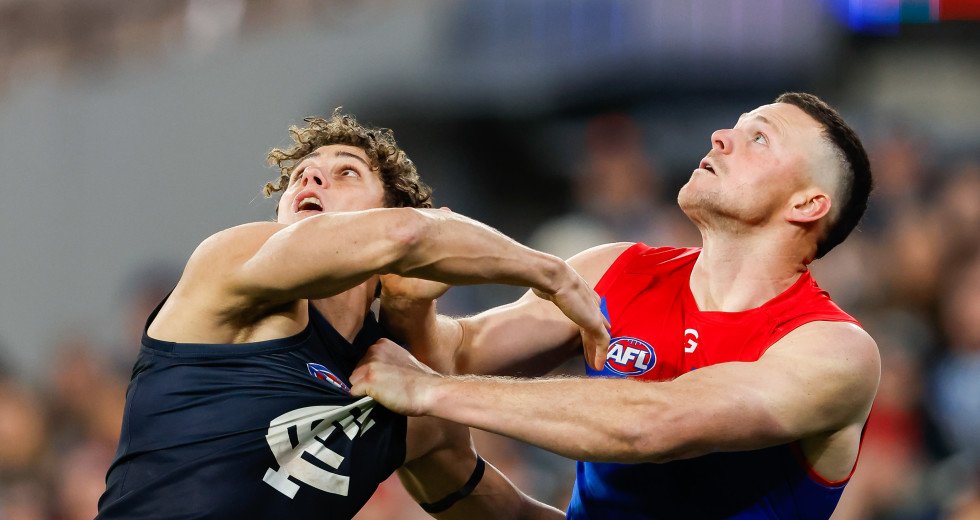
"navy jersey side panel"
97,305,406,519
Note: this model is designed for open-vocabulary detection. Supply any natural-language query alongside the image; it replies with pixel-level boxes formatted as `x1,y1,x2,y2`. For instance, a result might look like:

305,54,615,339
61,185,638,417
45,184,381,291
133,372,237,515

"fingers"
594,343,607,371
583,329,609,371
586,290,610,371
366,338,399,353
351,340,395,394
349,367,368,397
557,279,609,371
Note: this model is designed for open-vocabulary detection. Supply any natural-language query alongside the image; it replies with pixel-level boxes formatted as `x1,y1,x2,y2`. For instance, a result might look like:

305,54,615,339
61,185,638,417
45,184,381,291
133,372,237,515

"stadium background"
0,1,978,518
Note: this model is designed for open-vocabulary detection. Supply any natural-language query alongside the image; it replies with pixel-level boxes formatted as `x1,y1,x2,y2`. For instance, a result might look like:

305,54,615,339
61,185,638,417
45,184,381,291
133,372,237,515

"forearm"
402,460,563,520
399,416,563,520
423,376,673,463
239,208,569,303
436,484,564,520
393,209,568,295
381,299,462,374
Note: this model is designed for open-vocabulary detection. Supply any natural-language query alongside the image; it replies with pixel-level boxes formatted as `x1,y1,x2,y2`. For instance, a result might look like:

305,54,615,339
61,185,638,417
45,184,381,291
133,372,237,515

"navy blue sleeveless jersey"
97,300,407,519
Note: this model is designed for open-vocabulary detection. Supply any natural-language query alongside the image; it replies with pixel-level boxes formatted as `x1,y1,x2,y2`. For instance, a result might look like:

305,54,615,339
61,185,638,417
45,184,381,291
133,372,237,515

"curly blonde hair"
264,110,433,209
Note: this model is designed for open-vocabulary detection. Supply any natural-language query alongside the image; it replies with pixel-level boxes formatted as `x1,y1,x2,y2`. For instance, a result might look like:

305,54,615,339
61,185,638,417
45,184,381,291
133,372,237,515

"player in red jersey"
351,93,879,519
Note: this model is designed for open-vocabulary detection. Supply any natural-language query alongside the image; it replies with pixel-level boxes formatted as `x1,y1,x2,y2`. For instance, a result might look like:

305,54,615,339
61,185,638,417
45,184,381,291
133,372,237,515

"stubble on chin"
678,185,749,234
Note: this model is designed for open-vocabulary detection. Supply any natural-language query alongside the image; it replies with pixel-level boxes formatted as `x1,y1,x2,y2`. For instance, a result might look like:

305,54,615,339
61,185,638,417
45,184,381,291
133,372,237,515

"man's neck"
311,279,377,342
690,231,808,312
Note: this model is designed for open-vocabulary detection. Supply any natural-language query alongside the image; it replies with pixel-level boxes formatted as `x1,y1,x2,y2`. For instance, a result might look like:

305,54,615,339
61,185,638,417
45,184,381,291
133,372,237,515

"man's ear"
786,190,832,224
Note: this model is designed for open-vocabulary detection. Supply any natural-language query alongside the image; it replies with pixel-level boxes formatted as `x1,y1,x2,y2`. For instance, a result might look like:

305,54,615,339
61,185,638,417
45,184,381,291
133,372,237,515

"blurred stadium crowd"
0,1,978,519
1,113,977,520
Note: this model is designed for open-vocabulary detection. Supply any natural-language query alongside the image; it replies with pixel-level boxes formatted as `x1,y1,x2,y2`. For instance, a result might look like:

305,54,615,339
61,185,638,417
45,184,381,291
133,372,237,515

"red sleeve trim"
789,440,859,488
789,415,868,488
764,315,863,354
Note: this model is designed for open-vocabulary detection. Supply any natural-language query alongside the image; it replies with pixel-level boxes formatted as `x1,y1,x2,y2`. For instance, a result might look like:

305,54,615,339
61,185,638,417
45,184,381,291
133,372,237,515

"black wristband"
419,455,486,514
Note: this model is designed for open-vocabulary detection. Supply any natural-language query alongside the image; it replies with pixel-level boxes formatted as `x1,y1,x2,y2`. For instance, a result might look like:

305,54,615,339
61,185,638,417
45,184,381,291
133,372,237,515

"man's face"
678,102,829,228
276,144,386,225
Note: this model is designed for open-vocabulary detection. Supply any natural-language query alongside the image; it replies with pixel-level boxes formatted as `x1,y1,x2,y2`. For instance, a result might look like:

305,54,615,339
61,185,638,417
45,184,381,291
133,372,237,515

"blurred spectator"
862,129,932,237
0,378,48,481
948,485,980,520
0,0,365,94
529,113,699,260
53,441,116,520
932,251,980,465
933,161,980,264
0,345,49,519
44,331,125,451
878,207,946,313
0,479,50,520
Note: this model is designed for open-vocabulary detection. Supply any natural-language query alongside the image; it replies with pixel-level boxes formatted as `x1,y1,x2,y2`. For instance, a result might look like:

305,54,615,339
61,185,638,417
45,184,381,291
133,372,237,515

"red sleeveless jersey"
595,244,859,380
567,244,862,520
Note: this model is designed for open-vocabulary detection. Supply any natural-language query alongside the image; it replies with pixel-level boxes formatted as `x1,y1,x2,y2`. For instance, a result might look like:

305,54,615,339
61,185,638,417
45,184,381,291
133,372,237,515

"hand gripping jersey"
97,300,406,520
567,245,862,520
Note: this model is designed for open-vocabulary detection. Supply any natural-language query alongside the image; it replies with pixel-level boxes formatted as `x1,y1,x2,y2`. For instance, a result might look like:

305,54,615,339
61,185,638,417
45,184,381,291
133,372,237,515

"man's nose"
301,168,327,187
711,129,733,154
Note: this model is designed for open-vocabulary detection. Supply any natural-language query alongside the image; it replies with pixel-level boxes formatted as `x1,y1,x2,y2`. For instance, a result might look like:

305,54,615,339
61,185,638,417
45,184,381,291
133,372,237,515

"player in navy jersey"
96,111,610,519
352,93,880,519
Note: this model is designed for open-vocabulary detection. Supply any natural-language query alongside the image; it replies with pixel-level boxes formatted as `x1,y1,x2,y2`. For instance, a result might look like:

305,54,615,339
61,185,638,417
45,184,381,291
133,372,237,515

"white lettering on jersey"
608,343,623,362
607,344,650,370
263,397,375,499
684,328,699,353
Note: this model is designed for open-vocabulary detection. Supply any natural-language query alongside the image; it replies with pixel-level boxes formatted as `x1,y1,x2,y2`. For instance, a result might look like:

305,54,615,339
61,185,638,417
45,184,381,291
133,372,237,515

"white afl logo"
605,337,656,376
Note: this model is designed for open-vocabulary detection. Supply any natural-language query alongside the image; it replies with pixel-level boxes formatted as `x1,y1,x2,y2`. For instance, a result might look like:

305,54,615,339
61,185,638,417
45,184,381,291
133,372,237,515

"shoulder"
776,321,878,363
182,222,288,283
566,242,636,287
766,321,880,418
146,221,308,342
568,243,700,289
177,221,290,311
190,222,285,265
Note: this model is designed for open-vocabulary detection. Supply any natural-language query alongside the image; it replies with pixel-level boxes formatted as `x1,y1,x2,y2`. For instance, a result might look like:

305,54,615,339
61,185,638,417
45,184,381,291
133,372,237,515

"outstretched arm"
399,415,563,519
381,243,633,375
352,323,879,466
230,208,581,303
168,209,608,352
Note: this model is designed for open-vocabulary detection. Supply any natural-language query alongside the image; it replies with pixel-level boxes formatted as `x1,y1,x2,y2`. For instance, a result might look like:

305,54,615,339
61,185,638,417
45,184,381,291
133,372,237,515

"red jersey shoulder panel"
595,244,861,382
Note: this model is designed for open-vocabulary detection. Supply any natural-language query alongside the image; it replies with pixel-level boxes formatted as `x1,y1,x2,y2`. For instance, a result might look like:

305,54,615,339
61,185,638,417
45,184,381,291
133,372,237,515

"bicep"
174,222,285,313
454,242,634,376
456,292,581,376
657,322,879,458
235,209,417,303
